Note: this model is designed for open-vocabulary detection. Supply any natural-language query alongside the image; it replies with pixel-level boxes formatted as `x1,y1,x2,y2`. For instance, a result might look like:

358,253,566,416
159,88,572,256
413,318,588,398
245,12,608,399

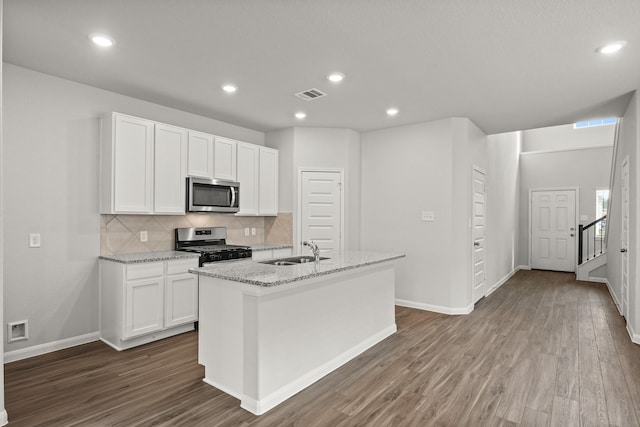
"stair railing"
578,215,607,264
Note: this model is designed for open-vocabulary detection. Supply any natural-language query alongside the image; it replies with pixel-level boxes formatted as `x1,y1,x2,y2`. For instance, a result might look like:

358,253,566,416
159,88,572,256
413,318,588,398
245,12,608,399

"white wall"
360,118,494,313
2,63,265,355
361,119,455,310
265,128,294,212
522,122,615,152
607,91,640,342
486,132,521,289
518,146,613,266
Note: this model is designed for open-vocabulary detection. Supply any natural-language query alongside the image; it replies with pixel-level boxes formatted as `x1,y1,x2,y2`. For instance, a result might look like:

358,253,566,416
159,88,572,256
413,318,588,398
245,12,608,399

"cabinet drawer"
167,258,198,275
126,262,164,280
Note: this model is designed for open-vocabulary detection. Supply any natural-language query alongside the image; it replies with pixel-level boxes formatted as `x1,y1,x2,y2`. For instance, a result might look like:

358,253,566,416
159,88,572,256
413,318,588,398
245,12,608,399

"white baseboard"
395,299,473,315
603,278,623,316
4,331,100,363
486,267,522,296
516,265,531,271
627,323,640,345
0,409,7,426
237,324,397,415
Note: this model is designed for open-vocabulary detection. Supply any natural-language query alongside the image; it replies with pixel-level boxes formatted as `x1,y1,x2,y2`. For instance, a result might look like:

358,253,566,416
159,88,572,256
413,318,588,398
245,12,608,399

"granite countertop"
190,251,405,287
250,243,294,252
99,251,200,264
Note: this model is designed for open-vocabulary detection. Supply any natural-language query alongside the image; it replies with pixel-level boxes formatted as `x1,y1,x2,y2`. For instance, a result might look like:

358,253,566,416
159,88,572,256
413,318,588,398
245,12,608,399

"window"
596,189,609,238
574,117,617,129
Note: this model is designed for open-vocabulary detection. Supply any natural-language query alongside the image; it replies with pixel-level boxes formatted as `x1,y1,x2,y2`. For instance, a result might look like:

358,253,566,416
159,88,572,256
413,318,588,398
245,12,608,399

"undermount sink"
260,255,329,266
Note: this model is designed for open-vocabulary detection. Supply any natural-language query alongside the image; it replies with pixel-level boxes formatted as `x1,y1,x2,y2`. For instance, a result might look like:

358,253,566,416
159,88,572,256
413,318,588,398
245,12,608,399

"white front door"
531,190,577,272
299,170,343,256
621,157,630,320
472,168,486,303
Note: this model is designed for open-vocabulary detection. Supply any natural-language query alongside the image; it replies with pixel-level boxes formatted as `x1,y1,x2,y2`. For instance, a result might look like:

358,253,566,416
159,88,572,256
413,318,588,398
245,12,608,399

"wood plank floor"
5,270,640,426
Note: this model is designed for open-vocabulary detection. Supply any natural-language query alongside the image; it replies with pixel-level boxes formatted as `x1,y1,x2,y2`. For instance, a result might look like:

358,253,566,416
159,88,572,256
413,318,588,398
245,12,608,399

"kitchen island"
190,251,404,415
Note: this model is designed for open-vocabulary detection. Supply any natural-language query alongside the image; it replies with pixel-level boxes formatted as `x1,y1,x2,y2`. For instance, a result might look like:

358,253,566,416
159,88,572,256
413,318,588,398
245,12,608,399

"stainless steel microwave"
187,177,240,213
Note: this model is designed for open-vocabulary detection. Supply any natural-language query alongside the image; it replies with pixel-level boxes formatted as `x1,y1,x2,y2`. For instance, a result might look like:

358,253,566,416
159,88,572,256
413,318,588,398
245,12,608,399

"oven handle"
230,187,237,208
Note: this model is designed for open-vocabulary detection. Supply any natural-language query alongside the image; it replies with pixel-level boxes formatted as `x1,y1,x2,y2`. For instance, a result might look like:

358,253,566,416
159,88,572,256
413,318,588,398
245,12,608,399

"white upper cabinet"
258,147,279,216
101,113,154,214
214,137,237,181
154,124,187,214
236,142,259,215
101,113,188,215
187,130,214,179
101,112,277,216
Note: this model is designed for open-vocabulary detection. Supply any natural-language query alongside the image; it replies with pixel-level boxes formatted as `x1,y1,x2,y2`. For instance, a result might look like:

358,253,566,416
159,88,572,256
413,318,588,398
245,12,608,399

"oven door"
188,177,239,213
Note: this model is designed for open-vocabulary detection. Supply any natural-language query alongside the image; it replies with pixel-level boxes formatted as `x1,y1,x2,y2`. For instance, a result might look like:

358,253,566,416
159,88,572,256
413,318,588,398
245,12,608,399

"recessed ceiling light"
386,108,399,116
596,41,627,54
326,72,345,83
222,84,238,93
89,33,115,48
295,112,307,119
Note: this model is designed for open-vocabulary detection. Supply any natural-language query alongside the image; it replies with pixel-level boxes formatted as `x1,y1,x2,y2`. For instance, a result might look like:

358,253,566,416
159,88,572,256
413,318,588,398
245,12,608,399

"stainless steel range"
175,227,252,266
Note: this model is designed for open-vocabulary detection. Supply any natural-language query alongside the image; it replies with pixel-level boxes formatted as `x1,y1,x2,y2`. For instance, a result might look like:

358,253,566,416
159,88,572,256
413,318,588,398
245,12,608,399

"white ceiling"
4,0,640,135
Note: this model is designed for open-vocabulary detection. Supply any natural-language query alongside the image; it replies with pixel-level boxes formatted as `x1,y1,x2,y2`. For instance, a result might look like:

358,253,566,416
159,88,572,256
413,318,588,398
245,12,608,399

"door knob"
621,248,628,253
474,242,480,247
570,234,575,237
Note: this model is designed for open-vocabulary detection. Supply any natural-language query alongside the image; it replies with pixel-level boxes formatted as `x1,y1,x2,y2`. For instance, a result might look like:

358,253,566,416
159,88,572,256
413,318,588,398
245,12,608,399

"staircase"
577,215,607,281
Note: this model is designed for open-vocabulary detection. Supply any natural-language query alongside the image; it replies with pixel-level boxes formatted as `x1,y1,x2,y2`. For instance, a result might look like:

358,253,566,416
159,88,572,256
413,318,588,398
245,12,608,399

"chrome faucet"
303,240,320,263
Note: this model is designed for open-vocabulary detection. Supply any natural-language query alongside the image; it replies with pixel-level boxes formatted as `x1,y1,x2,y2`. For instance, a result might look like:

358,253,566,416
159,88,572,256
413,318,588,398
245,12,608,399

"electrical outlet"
244,228,250,236
140,231,148,242
421,211,435,222
29,233,41,248
7,320,28,343
251,228,256,236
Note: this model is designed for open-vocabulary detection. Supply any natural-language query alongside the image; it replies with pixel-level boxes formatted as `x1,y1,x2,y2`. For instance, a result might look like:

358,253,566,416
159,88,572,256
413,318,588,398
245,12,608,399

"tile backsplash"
101,212,293,256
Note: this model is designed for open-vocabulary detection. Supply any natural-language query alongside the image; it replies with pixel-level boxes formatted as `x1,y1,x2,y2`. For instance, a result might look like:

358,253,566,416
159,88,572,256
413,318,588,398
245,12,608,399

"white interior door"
299,170,343,256
621,157,629,320
531,190,577,272
473,168,486,304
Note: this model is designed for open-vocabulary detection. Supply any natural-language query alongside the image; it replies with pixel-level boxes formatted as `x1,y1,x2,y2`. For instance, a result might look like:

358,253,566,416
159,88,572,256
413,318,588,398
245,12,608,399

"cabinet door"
214,137,237,181
165,273,198,328
187,131,214,178
124,276,164,339
113,114,154,213
155,124,187,214
258,147,279,216
236,142,259,215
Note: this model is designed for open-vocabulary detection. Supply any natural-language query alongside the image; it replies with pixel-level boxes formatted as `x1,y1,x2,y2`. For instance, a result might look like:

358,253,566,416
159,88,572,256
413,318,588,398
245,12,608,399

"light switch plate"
244,228,250,236
140,231,148,242
29,233,41,248
251,228,256,236
421,211,435,222
580,215,588,221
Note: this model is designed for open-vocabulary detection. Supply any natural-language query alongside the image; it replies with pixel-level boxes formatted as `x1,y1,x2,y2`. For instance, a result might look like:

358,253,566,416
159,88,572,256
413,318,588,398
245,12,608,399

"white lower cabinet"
165,272,199,328
124,275,164,339
100,257,199,350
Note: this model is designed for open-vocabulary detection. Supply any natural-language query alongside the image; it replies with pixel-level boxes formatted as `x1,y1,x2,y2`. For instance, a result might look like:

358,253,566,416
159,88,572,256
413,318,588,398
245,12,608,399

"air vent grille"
294,88,327,101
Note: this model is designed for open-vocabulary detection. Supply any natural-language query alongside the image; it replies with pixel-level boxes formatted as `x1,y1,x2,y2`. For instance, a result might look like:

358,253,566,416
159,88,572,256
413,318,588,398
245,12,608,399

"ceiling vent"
294,88,327,101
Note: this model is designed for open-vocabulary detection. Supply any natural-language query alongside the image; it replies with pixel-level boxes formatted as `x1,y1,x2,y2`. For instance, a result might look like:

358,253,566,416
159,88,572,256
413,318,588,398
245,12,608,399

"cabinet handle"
621,248,628,253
